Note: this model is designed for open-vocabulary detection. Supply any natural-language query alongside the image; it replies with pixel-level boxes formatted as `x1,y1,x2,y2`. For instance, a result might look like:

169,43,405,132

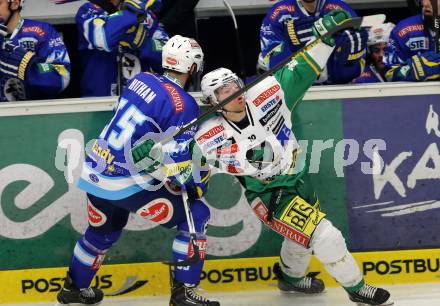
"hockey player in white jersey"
196,10,393,306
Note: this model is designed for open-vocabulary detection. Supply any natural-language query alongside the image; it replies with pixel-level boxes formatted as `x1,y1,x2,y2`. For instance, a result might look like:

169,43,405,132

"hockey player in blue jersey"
383,0,440,81
56,35,220,306
353,23,395,84
0,0,70,101
76,0,169,97
260,0,368,84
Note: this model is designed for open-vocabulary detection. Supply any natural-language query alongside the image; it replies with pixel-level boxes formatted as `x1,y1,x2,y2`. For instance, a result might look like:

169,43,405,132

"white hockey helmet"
201,67,244,105
367,23,395,46
162,35,204,74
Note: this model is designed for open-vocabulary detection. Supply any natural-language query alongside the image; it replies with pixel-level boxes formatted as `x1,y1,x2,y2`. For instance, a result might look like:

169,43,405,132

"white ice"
5,283,440,306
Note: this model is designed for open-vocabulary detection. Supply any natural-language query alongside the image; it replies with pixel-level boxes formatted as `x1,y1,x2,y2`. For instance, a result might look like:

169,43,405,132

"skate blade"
54,303,102,306
280,289,327,295
355,299,394,306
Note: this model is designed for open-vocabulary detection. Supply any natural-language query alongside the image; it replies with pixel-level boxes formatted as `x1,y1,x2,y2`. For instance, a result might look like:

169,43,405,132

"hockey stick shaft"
163,188,201,267
223,0,246,79
432,0,440,53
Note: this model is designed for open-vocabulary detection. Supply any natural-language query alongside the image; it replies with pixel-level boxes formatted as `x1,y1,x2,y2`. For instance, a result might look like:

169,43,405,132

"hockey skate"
56,273,103,305
348,283,393,305
170,280,220,306
273,262,325,294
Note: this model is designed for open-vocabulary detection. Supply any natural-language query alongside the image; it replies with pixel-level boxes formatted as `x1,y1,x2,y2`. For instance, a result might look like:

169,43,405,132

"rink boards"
1,248,439,303
1,83,440,304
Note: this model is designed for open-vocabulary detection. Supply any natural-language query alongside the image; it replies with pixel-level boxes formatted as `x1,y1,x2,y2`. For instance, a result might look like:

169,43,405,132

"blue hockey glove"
284,16,318,48
334,28,368,65
407,51,440,81
119,22,148,50
0,42,35,81
312,10,352,46
122,0,157,15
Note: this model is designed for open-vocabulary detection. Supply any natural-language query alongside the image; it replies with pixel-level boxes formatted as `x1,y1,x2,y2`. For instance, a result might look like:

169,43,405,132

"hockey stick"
131,14,385,168
163,188,201,267
432,0,440,53
223,0,246,79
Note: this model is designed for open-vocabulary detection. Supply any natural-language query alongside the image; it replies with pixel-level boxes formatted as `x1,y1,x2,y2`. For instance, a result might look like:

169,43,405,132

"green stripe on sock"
344,279,365,293
281,271,304,284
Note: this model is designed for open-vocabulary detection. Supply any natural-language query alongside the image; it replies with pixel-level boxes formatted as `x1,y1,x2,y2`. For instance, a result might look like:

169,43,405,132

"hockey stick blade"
163,235,201,267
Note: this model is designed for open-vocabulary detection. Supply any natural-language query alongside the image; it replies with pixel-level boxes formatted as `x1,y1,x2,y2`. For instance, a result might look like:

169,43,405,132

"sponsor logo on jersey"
162,83,185,113
92,141,115,165
261,99,279,113
270,5,295,21
222,159,241,167
252,84,281,107
48,37,65,48
227,164,243,174
128,79,157,104
197,125,225,144
260,24,274,36
136,199,173,224
205,134,227,150
251,199,309,247
22,26,46,38
272,117,285,135
89,174,99,183
259,101,282,126
405,37,429,50
398,24,424,38
276,124,291,143
88,202,107,227
18,37,38,51
216,143,239,155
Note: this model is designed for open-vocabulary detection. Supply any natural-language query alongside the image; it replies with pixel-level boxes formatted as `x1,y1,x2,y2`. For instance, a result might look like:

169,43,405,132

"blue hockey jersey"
0,18,71,102
260,0,362,84
76,2,169,97
78,72,208,200
383,14,437,81
352,64,385,83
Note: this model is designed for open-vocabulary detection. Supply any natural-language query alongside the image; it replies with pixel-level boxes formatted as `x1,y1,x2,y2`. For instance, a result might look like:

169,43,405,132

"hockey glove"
284,16,318,48
122,0,157,15
0,42,35,81
131,139,163,173
334,28,368,65
119,22,148,50
312,10,352,47
407,51,440,81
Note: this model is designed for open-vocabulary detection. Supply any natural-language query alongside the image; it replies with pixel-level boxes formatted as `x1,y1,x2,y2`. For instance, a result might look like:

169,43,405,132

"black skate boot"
348,283,393,305
56,273,103,305
273,262,325,294
170,280,220,306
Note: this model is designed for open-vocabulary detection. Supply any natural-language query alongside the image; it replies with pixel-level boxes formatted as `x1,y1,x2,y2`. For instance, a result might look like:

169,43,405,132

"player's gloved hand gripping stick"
131,13,386,266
